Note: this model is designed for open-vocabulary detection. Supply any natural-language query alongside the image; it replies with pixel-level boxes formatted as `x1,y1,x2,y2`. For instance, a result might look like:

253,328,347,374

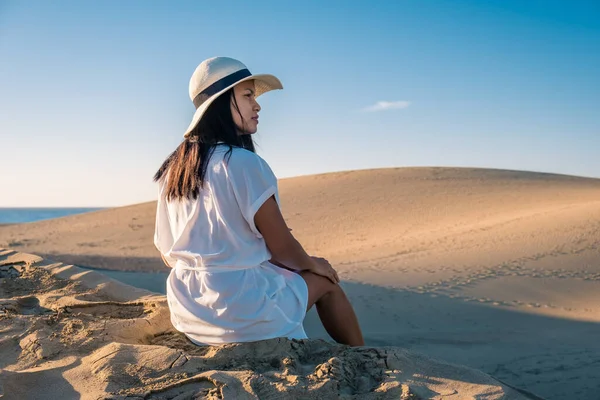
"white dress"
154,145,309,346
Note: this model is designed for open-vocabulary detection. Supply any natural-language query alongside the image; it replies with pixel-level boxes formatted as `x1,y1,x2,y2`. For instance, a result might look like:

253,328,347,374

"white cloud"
361,100,411,112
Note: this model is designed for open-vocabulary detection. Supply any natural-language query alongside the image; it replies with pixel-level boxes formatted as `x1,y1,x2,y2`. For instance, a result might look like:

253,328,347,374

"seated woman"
153,56,364,347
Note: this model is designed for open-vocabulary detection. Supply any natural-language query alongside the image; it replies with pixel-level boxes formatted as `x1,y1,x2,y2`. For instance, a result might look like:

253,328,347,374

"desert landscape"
2,166,600,399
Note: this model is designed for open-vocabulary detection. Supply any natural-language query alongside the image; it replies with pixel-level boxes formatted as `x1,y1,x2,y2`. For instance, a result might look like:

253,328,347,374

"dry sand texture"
1,166,599,399
0,249,532,399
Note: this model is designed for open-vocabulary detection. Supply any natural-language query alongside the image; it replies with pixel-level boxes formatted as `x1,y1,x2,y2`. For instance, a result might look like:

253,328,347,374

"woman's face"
231,80,261,135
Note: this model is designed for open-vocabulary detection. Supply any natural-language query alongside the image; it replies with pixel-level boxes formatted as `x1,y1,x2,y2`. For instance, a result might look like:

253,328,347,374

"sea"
0,207,106,224
0,207,169,293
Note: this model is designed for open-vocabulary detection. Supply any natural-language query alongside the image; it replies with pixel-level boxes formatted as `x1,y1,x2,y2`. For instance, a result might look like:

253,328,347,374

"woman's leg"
299,271,364,346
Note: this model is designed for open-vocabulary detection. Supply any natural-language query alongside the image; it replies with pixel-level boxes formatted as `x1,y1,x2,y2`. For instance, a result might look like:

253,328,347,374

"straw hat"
183,56,283,138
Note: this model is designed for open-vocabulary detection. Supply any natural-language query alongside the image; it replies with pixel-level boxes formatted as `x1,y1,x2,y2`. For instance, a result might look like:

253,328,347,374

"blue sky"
1,0,599,207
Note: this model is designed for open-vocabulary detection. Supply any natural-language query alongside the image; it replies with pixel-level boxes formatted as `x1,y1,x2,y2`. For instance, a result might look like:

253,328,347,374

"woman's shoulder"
220,146,269,169
215,147,276,185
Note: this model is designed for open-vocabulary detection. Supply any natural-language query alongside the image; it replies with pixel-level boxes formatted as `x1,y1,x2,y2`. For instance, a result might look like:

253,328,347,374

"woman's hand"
309,256,340,284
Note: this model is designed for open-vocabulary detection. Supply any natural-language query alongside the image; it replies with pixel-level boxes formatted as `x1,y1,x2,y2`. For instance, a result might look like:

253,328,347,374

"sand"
0,249,532,399
1,166,600,399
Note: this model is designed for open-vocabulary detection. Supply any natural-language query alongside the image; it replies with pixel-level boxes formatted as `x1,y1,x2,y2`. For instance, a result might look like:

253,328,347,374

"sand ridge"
1,167,599,273
0,249,531,399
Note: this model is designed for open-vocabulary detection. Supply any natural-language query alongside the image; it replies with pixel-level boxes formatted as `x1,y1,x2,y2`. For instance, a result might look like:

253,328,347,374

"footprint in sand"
1,296,53,315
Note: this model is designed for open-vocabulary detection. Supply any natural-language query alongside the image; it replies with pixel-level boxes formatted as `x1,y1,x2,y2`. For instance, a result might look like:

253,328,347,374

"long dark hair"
153,87,255,201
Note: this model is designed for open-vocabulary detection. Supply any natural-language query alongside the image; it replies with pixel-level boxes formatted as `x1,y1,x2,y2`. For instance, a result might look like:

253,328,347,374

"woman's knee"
300,271,339,301
300,270,333,287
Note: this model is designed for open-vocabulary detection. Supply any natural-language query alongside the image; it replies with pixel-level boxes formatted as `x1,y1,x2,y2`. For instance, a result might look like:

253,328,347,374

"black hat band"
192,68,252,109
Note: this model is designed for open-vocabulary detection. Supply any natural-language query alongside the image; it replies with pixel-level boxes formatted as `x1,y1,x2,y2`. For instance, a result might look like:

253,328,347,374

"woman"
153,56,364,347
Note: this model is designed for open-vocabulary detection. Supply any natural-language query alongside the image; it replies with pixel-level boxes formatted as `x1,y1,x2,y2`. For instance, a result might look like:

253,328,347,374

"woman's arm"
268,258,296,271
268,227,296,270
255,196,314,271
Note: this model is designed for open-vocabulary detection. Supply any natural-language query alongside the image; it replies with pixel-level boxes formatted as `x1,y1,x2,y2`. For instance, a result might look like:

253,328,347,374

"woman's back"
155,145,279,271
155,145,309,346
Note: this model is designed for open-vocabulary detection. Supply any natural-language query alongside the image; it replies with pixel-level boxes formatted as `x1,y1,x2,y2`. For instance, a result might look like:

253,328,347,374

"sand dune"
1,167,598,275
1,166,600,399
0,249,532,399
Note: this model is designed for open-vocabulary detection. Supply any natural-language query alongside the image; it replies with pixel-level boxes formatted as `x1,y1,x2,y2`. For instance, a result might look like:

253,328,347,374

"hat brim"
183,74,283,138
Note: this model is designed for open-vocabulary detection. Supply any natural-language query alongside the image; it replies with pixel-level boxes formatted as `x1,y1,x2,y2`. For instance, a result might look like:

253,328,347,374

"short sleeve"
225,149,278,238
